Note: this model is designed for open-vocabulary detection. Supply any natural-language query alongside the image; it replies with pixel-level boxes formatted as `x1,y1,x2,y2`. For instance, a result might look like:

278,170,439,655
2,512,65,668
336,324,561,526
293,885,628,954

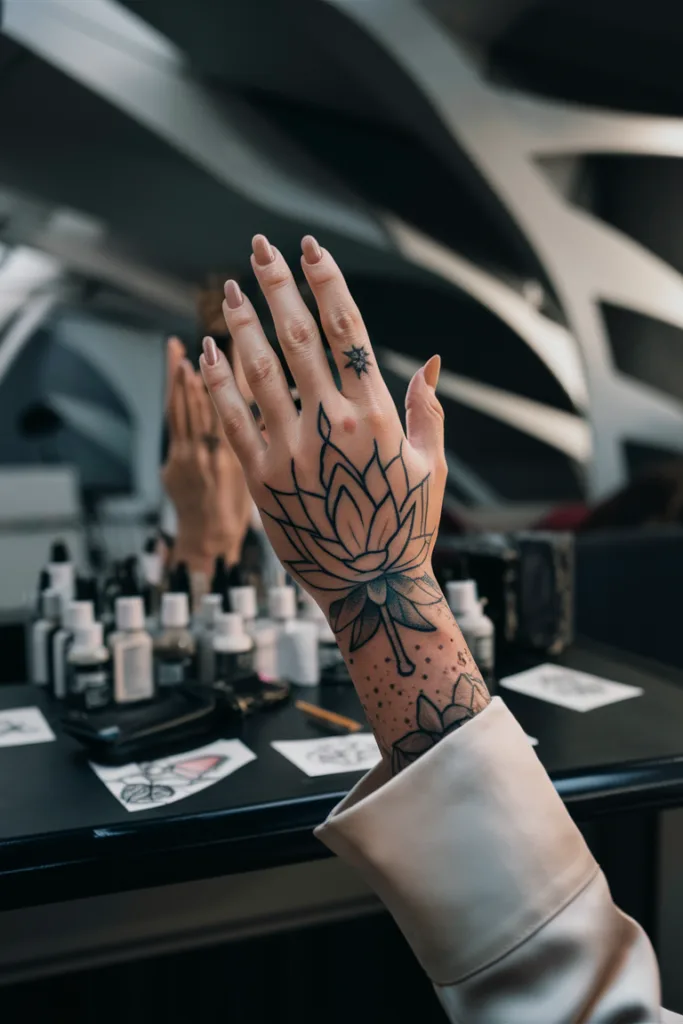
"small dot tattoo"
422,674,428,680
374,687,379,694
415,645,421,651
425,657,431,664
438,645,444,650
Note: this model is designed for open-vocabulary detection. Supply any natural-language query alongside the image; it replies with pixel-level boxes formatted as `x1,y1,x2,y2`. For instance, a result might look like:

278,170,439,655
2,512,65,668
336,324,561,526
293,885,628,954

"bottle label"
157,657,191,687
70,669,110,709
214,649,253,683
114,640,154,702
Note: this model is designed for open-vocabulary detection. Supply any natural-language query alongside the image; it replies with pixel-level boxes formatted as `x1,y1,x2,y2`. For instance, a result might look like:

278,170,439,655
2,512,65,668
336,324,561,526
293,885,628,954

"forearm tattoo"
261,404,490,774
389,673,490,775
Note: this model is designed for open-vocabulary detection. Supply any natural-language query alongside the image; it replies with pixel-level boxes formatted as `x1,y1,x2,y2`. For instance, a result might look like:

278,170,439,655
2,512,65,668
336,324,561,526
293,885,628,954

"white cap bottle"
197,593,224,684
446,580,495,686
67,621,111,710
268,586,319,686
213,612,254,684
154,592,195,687
52,600,94,699
299,588,344,670
30,588,62,686
229,585,258,622
232,584,278,680
110,596,155,703
161,592,190,628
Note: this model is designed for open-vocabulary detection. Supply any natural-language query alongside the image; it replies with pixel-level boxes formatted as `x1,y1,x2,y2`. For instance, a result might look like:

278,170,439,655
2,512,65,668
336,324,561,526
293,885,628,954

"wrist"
173,529,241,575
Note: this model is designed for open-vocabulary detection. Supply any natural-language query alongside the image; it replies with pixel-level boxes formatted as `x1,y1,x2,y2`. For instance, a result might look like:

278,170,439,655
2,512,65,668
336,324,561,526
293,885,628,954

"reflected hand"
162,345,251,574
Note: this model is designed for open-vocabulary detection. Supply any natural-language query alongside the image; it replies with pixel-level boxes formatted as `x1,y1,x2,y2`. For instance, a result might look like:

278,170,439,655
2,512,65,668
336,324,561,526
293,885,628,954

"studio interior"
2,1,683,1022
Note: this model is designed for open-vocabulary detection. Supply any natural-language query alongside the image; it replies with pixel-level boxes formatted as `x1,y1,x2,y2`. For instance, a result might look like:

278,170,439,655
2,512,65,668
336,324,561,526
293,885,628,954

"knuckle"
260,265,290,293
280,315,316,352
364,403,387,432
221,409,245,438
325,303,361,343
246,353,276,388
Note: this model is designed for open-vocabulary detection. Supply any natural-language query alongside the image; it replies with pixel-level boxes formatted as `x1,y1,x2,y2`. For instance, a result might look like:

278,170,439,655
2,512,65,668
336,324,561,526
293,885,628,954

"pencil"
295,700,364,734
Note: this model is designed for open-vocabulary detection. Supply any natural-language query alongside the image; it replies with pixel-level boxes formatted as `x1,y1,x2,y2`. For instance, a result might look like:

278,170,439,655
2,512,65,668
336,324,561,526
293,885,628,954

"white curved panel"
336,0,683,497
3,0,387,248
380,349,591,463
384,214,588,409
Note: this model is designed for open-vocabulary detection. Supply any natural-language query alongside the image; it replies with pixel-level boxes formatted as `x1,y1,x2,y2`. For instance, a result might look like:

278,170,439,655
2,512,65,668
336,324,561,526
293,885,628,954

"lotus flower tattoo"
391,674,489,774
262,405,442,676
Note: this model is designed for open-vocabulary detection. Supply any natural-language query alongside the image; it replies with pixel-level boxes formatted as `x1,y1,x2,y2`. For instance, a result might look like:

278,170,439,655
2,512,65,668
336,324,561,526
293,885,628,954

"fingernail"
202,336,218,367
301,235,322,264
423,354,441,391
224,279,243,309
252,234,274,266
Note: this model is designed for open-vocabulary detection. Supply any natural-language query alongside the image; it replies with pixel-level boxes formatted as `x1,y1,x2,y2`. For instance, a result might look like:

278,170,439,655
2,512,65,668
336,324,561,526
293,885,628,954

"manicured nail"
224,279,243,309
301,235,322,264
202,336,218,367
423,354,441,391
252,234,274,266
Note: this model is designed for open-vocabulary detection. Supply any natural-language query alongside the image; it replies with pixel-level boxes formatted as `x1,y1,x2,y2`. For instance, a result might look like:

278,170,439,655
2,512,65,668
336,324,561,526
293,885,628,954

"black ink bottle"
67,622,111,711
155,592,196,688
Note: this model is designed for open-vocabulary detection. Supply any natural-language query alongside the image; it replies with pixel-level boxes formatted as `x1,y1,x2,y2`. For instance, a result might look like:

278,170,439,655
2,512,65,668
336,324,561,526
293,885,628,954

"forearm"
331,572,491,774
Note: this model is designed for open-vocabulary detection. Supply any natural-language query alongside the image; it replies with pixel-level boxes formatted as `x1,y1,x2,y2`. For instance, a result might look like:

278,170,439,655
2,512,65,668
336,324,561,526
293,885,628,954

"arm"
200,234,673,1023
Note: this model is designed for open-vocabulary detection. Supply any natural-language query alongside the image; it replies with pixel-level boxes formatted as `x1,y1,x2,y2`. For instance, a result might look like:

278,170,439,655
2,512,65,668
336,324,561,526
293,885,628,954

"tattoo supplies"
155,592,196,688
197,593,223,684
295,700,363,735
300,589,344,671
231,584,278,680
211,556,231,609
30,587,62,687
48,539,75,605
52,600,95,699
140,537,163,627
436,532,574,657
109,596,155,704
269,585,319,687
446,580,495,687
67,622,111,711
212,612,254,684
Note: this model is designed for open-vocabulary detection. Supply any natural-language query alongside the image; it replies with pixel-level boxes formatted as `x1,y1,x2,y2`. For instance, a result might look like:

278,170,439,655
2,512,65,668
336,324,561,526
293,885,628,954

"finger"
168,364,187,442
405,355,445,462
221,279,298,437
182,360,204,441
300,236,385,402
195,374,214,438
250,234,336,406
165,337,185,414
200,336,266,467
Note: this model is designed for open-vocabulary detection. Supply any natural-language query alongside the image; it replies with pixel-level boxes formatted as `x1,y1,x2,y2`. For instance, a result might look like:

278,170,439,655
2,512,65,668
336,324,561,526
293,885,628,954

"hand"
162,345,251,574
200,235,489,771
200,233,451,675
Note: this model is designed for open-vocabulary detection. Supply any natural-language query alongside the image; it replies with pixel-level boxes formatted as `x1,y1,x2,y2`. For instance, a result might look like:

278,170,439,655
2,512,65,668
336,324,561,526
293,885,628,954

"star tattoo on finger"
343,345,371,378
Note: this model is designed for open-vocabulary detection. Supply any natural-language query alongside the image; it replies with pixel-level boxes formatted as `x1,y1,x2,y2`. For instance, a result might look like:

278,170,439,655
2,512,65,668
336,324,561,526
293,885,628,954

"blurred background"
3,0,683,603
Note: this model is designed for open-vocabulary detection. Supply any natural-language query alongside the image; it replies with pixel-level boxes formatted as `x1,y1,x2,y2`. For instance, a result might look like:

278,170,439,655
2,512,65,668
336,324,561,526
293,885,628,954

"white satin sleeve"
315,698,679,1023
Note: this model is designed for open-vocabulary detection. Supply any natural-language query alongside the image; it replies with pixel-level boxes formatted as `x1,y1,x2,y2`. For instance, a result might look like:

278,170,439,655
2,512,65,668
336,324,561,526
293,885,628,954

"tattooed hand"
201,234,489,770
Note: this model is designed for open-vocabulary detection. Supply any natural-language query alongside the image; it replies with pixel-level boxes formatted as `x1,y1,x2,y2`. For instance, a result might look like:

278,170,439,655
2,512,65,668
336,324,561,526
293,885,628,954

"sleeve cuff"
315,697,598,985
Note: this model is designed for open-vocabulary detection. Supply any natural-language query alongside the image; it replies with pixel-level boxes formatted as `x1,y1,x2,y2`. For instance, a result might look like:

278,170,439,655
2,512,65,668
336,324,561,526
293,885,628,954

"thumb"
405,354,444,460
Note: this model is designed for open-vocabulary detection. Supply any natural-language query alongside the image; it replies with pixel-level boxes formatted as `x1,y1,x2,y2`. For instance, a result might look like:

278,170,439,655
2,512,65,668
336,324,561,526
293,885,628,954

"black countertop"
2,639,683,912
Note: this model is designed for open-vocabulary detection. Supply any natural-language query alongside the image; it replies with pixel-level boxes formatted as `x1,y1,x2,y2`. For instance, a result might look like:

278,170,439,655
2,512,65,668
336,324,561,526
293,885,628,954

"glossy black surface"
2,639,683,911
